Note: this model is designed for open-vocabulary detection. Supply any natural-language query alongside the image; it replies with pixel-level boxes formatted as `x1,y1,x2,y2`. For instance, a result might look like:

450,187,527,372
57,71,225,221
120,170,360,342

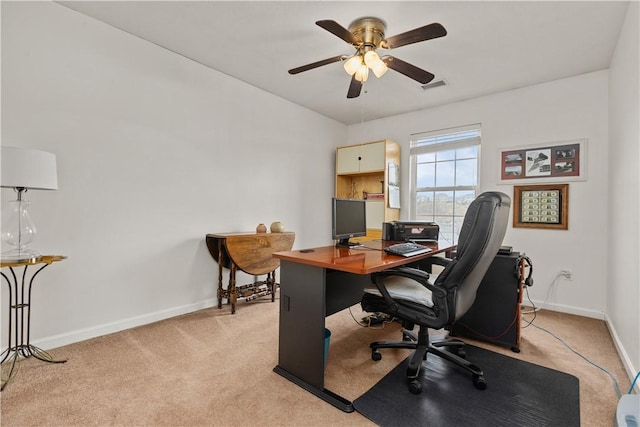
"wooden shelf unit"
335,139,400,241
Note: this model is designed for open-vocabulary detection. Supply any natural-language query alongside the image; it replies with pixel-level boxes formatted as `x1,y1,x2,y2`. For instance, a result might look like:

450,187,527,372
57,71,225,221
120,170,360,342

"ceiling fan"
288,17,447,98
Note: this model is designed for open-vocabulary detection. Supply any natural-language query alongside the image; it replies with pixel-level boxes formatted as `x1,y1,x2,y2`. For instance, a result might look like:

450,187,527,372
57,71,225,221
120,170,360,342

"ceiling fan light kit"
343,55,362,75
289,16,447,98
342,49,386,82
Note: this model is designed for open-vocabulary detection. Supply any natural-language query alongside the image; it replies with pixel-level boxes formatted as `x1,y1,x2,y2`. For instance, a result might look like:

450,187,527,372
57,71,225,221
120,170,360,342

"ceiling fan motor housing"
348,17,386,49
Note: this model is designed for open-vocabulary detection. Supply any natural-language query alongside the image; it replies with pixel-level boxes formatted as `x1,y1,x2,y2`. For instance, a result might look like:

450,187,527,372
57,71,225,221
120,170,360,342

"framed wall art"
513,184,568,230
498,139,586,184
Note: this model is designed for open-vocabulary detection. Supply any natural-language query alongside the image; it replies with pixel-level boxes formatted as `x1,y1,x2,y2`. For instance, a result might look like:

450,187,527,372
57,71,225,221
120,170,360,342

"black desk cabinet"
449,252,524,352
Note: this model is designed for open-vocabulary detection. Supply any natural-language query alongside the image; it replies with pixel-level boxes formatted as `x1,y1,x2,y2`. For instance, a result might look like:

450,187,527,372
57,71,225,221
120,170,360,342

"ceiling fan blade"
288,55,345,74
383,56,435,84
381,23,447,49
316,20,360,46
347,75,362,98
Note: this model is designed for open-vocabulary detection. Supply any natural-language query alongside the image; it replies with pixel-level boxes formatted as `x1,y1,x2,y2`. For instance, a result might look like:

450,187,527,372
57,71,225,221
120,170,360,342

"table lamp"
1,146,58,262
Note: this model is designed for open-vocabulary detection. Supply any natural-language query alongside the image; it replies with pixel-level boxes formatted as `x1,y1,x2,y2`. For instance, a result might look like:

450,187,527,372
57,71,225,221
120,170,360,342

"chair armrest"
369,266,450,327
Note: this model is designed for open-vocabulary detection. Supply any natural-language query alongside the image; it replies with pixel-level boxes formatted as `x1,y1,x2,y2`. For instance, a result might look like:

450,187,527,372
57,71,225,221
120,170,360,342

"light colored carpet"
0,297,630,426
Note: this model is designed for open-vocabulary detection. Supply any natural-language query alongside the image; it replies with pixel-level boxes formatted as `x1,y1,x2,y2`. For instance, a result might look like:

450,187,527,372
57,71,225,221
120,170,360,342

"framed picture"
513,184,568,230
498,139,586,184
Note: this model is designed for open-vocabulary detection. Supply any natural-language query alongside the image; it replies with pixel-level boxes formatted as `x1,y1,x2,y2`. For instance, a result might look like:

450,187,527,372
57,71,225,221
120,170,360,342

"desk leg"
1,265,66,391
269,271,276,303
273,261,354,413
229,264,237,314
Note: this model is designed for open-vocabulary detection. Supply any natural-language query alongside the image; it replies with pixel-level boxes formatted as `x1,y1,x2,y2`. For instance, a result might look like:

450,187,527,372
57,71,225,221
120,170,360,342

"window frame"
409,124,482,244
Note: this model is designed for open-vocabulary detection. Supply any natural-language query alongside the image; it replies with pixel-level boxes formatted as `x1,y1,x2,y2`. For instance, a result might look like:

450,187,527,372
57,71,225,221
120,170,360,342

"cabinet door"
336,145,362,174
359,142,385,172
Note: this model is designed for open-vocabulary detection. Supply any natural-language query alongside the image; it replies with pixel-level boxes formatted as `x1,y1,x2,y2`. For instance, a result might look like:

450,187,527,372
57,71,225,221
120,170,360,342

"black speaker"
450,252,523,352
382,222,394,241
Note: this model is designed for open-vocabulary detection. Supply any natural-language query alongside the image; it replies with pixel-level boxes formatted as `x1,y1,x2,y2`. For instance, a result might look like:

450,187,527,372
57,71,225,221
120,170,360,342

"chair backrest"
433,191,511,321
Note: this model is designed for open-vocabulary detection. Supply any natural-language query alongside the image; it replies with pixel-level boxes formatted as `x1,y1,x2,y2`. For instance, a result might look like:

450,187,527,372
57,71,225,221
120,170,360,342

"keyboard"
384,242,432,257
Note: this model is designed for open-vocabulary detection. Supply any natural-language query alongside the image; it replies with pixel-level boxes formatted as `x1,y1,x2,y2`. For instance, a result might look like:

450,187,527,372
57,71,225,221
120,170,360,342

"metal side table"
1,255,67,391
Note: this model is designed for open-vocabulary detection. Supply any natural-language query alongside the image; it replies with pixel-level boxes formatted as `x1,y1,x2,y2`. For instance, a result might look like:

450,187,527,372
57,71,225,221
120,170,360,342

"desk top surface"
273,241,455,275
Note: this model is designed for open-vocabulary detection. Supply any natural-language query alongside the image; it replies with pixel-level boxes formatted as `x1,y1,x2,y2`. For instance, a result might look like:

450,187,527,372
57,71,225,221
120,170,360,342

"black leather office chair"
361,191,510,394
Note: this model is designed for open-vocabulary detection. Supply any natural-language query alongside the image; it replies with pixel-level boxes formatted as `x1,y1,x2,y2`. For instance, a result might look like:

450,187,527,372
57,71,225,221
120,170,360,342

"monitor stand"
335,238,361,248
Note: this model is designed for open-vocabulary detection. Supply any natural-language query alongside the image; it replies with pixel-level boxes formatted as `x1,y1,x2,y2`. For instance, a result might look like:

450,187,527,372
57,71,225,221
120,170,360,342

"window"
409,124,481,244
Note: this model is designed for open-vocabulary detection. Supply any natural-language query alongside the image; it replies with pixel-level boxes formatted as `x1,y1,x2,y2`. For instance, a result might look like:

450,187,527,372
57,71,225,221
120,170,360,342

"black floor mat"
354,345,580,427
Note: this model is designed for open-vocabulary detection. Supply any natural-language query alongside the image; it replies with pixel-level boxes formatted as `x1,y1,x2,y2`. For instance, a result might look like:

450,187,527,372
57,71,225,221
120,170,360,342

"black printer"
382,221,439,242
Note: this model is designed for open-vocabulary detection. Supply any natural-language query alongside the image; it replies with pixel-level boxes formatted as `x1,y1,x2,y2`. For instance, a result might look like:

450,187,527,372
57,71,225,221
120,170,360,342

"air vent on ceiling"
421,79,447,91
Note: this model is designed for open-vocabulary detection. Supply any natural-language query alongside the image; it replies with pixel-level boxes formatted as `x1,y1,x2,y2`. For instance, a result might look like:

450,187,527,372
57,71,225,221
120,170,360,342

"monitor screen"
332,197,367,247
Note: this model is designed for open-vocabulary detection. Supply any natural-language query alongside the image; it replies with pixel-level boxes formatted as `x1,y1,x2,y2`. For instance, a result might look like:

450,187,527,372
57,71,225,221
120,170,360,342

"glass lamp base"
0,248,42,263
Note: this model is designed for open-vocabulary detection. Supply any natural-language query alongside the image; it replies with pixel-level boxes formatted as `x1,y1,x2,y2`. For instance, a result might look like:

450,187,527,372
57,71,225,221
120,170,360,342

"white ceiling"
57,1,629,125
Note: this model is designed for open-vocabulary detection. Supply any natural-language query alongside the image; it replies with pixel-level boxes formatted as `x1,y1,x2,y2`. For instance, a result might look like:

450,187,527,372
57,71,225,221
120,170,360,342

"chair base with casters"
361,191,511,395
369,323,486,394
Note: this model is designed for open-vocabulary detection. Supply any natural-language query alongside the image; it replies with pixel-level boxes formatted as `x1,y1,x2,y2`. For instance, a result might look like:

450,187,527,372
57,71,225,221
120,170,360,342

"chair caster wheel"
408,380,422,394
371,351,382,361
473,375,487,390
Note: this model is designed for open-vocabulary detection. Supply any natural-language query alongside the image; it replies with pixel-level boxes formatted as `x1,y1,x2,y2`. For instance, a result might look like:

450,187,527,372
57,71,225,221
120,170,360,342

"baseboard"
604,313,639,393
30,298,217,351
529,299,606,320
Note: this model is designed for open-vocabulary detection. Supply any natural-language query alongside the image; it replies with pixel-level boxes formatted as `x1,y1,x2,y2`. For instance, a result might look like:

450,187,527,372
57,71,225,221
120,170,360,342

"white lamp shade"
363,50,380,67
369,60,388,78
364,50,388,78
343,55,362,75
354,65,369,82
1,146,58,190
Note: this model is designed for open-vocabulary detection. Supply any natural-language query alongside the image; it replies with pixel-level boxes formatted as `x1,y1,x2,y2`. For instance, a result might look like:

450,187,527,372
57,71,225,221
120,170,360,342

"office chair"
361,191,510,394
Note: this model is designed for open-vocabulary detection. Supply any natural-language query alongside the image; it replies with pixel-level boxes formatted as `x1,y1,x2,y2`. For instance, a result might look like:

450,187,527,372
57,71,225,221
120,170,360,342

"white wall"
1,2,345,348
607,1,639,380
348,71,610,319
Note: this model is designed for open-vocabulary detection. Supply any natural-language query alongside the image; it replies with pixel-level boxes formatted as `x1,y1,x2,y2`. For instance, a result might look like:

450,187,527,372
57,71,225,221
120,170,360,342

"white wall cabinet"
336,141,386,174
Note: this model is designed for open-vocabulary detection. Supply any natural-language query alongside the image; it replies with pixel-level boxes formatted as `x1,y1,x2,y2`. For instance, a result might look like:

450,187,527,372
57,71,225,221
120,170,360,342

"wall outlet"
559,269,573,280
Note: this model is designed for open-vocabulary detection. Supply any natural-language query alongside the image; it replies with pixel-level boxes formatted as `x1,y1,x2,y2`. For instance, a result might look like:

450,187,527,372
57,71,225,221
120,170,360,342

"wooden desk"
206,232,295,314
272,241,454,412
1,255,67,391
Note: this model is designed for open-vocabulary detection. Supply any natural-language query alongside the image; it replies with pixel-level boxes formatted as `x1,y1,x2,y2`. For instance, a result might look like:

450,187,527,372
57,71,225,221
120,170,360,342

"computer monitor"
332,197,367,247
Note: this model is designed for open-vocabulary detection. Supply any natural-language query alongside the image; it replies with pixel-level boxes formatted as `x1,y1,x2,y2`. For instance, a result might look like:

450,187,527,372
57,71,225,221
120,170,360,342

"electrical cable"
516,257,622,398
521,272,563,315
521,277,630,399
521,285,537,327
521,312,623,399
629,371,640,394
